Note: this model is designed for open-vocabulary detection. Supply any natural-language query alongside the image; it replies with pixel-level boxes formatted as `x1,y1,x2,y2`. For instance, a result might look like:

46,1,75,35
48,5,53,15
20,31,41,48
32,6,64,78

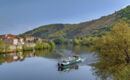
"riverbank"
0,41,55,54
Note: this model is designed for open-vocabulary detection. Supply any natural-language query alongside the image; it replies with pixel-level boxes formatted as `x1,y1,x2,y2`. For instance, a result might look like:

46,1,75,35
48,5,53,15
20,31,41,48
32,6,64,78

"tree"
35,41,50,50
48,41,55,48
90,20,130,80
93,20,130,63
54,38,69,45
112,20,130,62
0,40,4,52
73,38,81,45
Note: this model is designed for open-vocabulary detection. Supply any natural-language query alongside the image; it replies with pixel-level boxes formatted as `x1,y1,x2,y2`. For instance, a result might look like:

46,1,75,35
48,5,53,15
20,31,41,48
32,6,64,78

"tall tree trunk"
124,40,130,63
117,40,130,63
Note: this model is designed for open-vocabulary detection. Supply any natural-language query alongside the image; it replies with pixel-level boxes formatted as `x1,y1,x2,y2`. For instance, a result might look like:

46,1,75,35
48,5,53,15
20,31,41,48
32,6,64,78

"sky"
0,0,130,35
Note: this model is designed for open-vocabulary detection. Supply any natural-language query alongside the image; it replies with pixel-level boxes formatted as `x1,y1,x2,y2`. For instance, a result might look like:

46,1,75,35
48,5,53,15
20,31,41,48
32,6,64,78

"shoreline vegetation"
73,20,130,80
73,20,130,63
0,41,55,54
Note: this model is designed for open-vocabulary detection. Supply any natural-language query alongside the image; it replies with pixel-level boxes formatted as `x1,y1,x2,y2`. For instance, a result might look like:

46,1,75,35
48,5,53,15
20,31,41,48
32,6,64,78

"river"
0,45,113,80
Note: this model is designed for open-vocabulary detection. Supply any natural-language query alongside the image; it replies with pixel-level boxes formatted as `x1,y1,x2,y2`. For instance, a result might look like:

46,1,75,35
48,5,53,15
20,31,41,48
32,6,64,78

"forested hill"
23,5,130,39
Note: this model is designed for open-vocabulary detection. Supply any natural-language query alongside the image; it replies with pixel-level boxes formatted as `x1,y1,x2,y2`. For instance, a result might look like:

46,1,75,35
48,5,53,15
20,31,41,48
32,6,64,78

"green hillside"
24,24,74,39
23,5,130,39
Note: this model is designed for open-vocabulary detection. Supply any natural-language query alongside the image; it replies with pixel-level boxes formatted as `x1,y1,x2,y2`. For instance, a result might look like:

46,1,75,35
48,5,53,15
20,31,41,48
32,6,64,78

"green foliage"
116,5,130,21
91,25,111,37
91,20,130,80
0,40,4,52
22,44,34,51
54,38,70,45
73,37,97,46
24,24,74,39
73,38,81,45
0,40,9,53
18,34,26,39
92,20,130,64
35,42,51,50
48,41,55,48
80,37,94,46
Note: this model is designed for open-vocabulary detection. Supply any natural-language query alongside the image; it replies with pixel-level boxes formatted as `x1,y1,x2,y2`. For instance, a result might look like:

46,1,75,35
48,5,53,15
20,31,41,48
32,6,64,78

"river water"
0,45,113,80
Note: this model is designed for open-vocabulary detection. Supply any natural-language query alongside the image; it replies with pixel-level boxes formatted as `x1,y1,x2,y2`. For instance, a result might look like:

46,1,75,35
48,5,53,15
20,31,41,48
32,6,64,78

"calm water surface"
0,45,112,80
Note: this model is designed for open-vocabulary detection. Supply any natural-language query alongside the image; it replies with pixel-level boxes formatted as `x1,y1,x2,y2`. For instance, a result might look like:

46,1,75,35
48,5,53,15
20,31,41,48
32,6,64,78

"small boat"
58,56,82,67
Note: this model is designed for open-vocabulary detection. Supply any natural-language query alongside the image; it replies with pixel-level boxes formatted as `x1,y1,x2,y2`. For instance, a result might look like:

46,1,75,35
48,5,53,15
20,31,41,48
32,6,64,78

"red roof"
6,34,19,39
0,34,21,40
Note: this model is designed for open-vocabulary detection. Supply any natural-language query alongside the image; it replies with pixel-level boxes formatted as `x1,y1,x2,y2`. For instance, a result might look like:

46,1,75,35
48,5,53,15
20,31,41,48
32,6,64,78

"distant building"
0,34,24,49
25,36,44,42
42,39,49,42
36,37,43,42
0,34,49,50
25,36,36,42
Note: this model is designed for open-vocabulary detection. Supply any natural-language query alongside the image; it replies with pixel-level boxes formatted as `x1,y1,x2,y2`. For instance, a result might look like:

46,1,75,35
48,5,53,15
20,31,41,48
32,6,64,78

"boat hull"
58,58,82,67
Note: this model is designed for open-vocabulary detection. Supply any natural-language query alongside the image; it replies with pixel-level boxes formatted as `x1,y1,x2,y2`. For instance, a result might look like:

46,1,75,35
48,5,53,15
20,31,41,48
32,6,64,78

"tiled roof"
5,34,19,39
0,34,21,40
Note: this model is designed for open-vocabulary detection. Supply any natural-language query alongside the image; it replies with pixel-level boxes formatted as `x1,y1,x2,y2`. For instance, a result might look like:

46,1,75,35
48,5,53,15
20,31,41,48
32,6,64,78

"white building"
0,34,24,49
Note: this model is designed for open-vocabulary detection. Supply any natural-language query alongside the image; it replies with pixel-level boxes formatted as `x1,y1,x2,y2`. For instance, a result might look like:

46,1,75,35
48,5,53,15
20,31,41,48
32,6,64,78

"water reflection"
89,45,130,80
0,45,92,66
0,45,117,80
91,60,130,80
58,64,79,72
0,49,61,65
0,45,94,65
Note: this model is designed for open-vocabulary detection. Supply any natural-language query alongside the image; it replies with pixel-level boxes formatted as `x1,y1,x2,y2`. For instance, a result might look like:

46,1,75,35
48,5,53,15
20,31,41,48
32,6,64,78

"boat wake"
81,57,86,62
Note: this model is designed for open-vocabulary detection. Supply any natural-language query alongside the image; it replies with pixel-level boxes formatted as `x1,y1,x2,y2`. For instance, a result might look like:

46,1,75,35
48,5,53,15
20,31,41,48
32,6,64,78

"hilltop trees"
54,38,70,45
